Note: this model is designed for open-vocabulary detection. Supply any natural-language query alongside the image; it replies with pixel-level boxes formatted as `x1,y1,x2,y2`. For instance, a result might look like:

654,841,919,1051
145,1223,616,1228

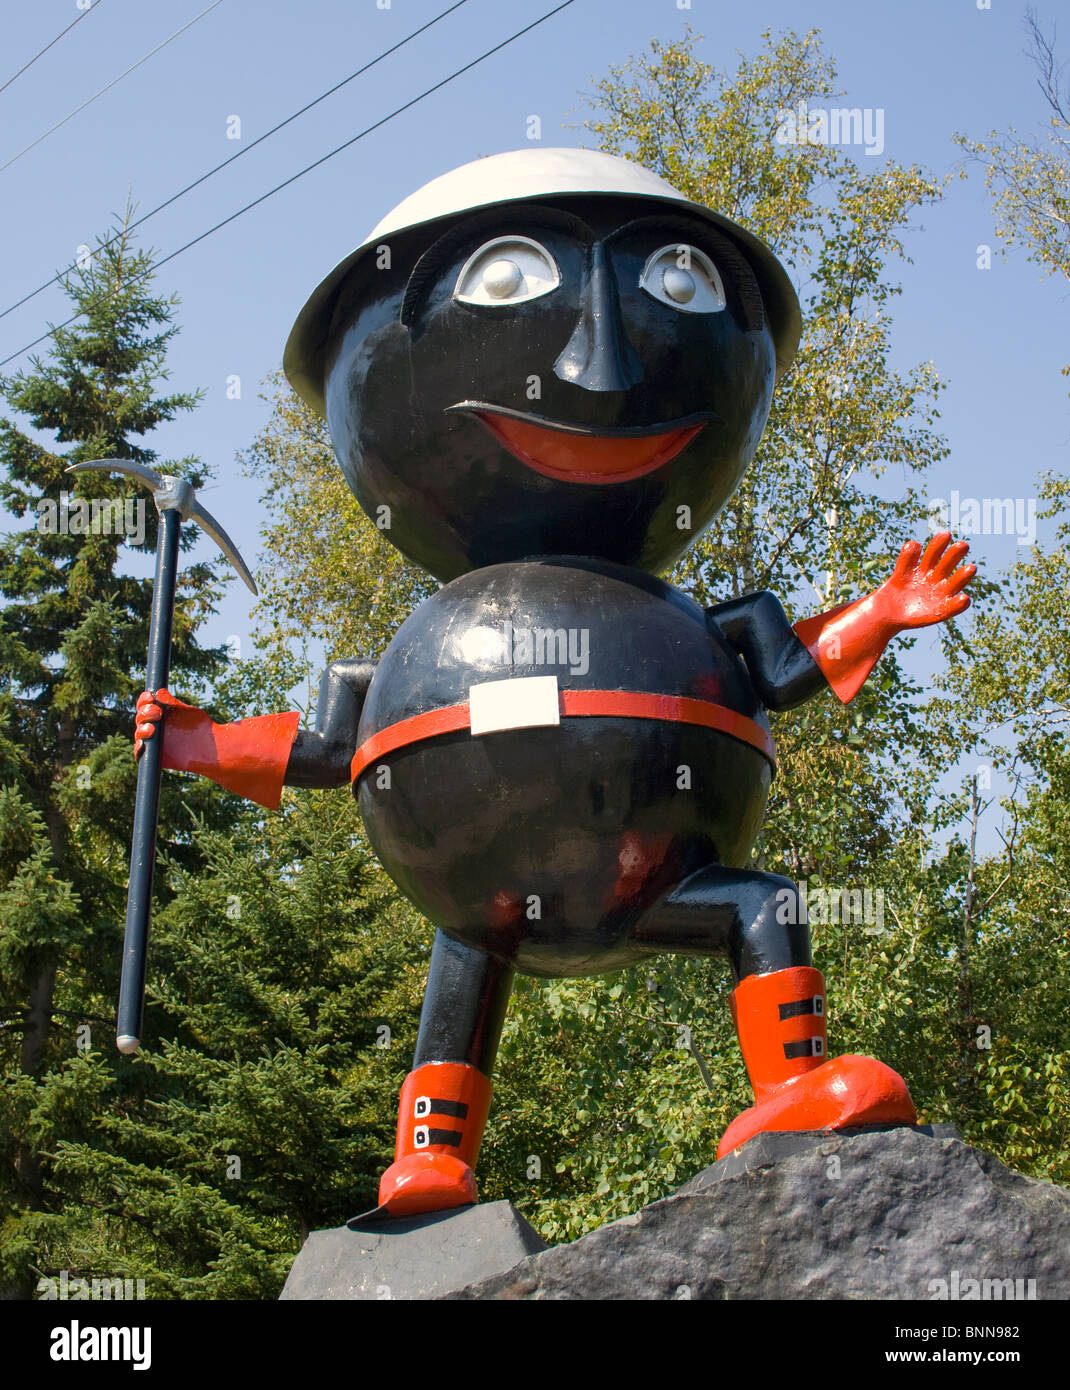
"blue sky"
2,0,1066,847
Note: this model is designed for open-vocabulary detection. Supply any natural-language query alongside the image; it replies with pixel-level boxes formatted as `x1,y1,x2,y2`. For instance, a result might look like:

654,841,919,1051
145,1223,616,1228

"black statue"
136,149,975,1217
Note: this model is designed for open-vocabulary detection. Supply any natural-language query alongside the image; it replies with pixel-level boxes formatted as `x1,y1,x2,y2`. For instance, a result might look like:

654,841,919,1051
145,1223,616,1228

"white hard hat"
284,147,801,416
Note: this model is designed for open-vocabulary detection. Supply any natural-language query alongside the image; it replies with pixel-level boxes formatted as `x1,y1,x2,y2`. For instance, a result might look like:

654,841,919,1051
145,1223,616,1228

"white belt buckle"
469,675,561,736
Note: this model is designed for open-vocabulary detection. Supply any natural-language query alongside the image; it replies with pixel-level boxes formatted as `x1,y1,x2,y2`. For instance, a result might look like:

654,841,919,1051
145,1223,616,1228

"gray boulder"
444,1126,1070,1300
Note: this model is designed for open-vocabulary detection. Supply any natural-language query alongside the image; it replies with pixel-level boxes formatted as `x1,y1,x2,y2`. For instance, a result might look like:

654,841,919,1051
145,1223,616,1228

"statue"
133,149,976,1221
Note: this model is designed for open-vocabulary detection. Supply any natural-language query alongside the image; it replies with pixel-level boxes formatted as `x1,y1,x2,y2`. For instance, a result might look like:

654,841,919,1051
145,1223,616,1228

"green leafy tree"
916,471,1070,1180
956,13,1069,299
930,11,1070,1177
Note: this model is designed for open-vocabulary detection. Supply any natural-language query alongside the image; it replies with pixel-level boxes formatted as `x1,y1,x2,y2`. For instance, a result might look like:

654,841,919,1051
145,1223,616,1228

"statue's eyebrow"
603,213,725,248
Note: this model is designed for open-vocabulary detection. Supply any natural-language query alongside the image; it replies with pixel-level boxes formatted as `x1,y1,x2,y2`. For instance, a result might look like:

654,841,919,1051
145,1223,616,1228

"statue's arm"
134,658,377,807
284,659,377,787
709,533,976,712
708,591,827,712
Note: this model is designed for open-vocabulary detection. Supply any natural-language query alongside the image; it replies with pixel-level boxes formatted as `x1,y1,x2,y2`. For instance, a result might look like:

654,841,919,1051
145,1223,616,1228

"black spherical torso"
356,558,772,976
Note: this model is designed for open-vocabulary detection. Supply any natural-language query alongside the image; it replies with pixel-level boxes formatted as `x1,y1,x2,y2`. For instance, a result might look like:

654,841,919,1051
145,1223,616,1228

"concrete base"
279,1201,547,1300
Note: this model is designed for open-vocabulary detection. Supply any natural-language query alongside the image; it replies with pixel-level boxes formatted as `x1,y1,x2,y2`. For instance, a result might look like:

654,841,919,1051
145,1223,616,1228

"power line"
0,0,105,98
0,0,578,372
0,0,470,326
0,0,225,176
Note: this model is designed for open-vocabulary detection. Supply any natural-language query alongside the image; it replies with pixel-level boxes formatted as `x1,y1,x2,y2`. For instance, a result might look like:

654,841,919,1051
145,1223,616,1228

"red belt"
350,689,775,783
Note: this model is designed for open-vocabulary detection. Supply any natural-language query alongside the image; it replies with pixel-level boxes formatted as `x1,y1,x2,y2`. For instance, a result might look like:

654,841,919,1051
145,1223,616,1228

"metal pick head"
186,496,257,596
67,457,167,494
66,459,258,596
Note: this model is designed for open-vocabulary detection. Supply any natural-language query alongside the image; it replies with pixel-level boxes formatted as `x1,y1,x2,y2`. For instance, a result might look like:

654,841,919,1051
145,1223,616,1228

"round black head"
323,194,778,581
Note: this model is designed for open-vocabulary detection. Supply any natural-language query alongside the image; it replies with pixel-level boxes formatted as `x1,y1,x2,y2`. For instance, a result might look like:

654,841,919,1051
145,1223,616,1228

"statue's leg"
631,866,916,1157
376,930,514,1218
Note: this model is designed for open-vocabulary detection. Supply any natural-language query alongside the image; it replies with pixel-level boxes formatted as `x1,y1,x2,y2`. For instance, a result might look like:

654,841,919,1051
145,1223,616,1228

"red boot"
377,1062,492,1217
717,966,915,1158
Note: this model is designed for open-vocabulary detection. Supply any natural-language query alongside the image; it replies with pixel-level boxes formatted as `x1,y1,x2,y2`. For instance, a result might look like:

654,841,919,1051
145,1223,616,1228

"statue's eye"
639,244,726,313
453,236,560,306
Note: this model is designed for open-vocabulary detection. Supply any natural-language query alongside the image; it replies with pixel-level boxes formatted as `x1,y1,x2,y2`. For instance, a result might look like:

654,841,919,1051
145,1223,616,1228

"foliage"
32,789,428,1299
955,12,1070,288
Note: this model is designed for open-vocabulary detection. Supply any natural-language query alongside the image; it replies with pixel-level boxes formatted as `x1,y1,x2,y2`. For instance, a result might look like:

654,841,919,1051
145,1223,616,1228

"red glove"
793,531,976,703
134,688,299,810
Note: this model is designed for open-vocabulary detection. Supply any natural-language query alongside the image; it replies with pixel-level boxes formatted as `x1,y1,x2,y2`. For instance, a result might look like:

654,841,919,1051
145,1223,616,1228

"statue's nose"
553,242,643,393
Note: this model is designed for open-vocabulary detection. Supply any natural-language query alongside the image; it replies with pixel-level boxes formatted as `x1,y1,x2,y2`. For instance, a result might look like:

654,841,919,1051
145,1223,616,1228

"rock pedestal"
281,1127,1070,1300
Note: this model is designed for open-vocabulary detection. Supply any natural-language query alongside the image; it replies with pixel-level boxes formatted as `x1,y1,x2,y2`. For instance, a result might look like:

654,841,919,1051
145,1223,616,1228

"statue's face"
324,196,777,581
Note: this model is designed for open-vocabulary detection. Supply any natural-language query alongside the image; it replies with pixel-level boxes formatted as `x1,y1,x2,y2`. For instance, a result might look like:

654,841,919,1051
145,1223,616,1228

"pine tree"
49,764,430,1298
2,214,432,1300
0,208,227,1296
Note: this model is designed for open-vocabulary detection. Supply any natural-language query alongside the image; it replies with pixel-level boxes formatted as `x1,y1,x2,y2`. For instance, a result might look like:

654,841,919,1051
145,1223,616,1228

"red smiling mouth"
460,407,708,484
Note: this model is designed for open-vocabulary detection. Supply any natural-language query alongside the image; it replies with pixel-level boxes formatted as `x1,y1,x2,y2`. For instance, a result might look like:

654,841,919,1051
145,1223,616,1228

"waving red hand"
871,531,976,630
793,531,976,704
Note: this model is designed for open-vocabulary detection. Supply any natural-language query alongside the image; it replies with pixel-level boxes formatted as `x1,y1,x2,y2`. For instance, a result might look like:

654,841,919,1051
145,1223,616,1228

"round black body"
356,558,772,977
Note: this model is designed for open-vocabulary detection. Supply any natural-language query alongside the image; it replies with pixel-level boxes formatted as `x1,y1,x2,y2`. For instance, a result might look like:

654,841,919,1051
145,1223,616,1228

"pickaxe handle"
117,507,182,1052
65,457,256,1054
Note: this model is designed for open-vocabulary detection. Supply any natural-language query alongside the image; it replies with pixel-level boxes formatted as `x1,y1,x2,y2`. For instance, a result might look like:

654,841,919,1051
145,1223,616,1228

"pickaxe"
66,460,257,1054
